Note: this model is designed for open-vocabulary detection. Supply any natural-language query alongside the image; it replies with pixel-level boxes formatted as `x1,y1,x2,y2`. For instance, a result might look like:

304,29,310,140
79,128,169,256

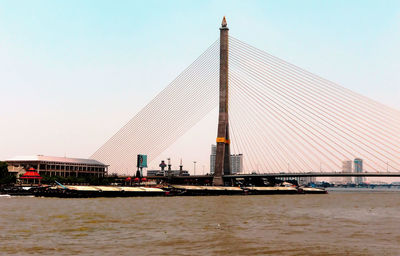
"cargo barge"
169,185,244,196
31,185,326,198
34,185,166,198
245,186,299,195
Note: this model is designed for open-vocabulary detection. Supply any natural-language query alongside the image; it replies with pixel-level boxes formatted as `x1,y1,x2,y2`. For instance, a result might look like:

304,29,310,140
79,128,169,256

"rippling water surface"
1,192,400,255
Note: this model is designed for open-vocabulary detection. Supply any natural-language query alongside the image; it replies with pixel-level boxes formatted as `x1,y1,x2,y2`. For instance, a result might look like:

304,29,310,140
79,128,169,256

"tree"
0,161,9,178
0,161,15,184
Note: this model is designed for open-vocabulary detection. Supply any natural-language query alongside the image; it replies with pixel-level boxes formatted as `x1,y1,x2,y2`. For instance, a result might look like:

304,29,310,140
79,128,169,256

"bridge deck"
144,172,400,180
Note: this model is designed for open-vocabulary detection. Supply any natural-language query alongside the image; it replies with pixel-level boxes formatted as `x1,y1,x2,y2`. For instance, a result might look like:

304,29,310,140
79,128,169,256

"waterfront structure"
6,155,108,178
147,159,189,176
354,158,364,184
146,170,159,176
19,167,42,184
280,175,316,186
147,169,187,176
214,16,231,185
342,160,353,184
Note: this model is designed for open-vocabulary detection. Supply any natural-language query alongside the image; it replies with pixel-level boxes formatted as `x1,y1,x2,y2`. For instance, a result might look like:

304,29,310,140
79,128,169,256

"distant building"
6,155,108,178
210,145,217,174
147,159,189,176
147,169,187,176
210,144,243,174
146,170,160,176
354,158,364,184
342,160,353,184
230,154,243,174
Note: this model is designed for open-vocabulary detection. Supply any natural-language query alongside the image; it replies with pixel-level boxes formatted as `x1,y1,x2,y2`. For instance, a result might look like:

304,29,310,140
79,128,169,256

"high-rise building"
342,160,353,184
210,144,243,174
210,145,217,174
230,154,243,174
354,158,364,184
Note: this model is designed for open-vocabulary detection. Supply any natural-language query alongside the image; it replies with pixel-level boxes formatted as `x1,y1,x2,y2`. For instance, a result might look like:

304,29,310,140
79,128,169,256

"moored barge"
34,185,166,198
31,185,326,198
169,185,244,196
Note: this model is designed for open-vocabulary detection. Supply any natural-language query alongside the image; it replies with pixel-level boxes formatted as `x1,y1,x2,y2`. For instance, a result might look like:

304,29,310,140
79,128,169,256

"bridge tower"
213,16,231,186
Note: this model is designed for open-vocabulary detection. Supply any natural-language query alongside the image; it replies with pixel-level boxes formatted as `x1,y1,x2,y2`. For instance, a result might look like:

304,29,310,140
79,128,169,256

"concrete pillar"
214,16,231,186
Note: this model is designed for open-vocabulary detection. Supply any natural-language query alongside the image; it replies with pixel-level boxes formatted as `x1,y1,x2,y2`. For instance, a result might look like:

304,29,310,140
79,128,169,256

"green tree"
0,161,8,178
0,161,15,184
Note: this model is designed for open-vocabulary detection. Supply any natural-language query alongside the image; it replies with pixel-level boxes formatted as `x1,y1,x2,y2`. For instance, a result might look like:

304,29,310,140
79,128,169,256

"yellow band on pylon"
216,137,230,144
216,137,226,143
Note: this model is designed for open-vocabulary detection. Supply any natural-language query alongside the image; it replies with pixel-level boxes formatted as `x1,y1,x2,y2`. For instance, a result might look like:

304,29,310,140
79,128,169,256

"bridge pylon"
213,16,231,186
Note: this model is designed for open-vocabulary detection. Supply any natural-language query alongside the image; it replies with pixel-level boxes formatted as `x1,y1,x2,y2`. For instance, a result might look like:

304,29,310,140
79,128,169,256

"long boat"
34,185,166,198
32,184,326,198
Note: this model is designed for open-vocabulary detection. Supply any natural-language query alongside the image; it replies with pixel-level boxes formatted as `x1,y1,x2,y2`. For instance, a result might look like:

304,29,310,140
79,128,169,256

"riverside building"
6,155,108,178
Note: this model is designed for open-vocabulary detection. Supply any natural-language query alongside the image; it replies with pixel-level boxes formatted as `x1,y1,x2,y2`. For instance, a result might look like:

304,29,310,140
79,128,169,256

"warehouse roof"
6,155,107,166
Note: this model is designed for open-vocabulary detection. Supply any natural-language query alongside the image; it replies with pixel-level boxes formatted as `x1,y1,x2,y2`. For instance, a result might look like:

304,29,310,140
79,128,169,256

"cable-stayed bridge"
91,18,400,184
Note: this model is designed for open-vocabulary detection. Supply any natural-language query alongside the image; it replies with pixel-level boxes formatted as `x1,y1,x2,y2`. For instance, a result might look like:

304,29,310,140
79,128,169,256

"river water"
1,192,399,256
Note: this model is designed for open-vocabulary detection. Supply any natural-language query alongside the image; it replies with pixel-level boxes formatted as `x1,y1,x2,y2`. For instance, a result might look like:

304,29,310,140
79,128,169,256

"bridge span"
144,172,400,182
92,17,400,178
224,172,400,178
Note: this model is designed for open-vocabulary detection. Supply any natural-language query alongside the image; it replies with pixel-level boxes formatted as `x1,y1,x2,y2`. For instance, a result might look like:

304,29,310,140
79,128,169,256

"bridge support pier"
214,16,231,186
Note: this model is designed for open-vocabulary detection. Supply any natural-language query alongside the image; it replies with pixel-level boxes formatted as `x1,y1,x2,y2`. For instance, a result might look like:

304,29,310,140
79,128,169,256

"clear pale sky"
1,0,399,173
